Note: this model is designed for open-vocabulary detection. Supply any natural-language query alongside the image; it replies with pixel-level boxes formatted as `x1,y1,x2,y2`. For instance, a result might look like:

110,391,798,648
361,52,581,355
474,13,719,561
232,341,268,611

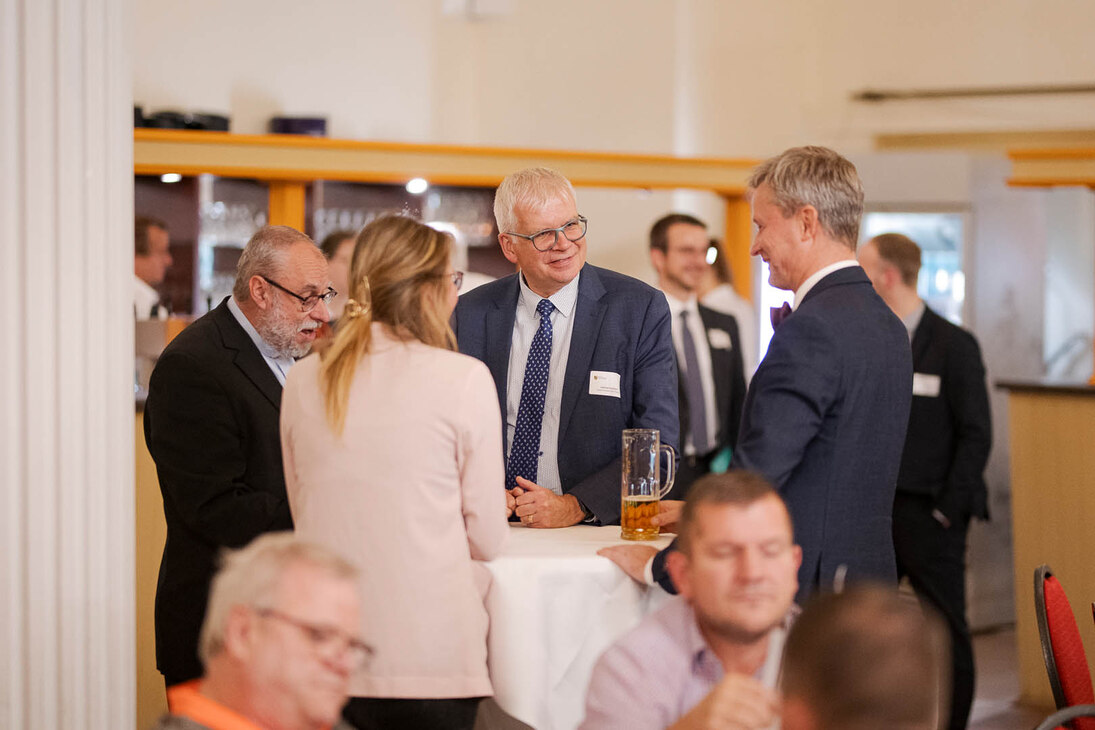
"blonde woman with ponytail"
279,215,508,730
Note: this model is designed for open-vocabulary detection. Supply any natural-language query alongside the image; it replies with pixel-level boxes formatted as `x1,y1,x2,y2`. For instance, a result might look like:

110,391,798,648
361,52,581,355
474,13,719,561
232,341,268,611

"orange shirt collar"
167,681,266,730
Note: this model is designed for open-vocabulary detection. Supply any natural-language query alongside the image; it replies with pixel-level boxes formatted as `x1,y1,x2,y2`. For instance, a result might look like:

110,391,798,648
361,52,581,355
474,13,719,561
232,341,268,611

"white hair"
493,167,577,234
198,532,358,664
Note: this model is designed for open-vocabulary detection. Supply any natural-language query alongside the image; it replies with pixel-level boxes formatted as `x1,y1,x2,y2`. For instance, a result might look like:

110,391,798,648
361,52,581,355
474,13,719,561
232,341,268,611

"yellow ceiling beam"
134,129,758,195
876,129,1095,153
1008,147,1095,188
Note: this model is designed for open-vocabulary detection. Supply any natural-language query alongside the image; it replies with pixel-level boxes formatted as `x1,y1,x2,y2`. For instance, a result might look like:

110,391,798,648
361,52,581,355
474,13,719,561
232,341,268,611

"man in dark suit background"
649,213,746,498
454,167,678,527
603,147,912,603
144,225,333,687
859,232,991,730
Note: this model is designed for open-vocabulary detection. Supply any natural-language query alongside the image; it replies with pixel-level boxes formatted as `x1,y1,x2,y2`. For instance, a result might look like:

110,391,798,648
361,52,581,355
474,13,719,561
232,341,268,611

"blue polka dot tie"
507,298,554,488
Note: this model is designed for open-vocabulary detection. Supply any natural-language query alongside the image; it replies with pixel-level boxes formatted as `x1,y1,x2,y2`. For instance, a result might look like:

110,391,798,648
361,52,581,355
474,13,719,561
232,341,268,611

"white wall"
136,0,1095,154
134,0,438,140
968,156,1051,627
1044,188,1095,379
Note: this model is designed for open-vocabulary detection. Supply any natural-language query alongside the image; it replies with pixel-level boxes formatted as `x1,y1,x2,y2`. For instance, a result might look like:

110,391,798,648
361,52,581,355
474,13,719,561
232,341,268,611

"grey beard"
258,307,314,359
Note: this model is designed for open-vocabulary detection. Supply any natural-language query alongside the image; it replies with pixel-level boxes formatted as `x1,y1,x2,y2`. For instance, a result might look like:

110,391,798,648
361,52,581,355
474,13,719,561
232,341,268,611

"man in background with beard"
145,225,334,688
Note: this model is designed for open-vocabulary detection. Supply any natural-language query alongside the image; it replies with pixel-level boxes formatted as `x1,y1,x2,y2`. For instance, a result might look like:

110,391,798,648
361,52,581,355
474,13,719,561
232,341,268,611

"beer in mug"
620,429,676,540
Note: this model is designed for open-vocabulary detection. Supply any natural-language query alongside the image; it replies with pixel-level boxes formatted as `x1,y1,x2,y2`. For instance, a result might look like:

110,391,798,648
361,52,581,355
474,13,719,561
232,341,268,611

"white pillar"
0,0,135,728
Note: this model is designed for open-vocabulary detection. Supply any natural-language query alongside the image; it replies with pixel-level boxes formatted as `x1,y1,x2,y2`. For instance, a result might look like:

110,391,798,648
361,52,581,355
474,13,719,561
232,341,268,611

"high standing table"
483,524,672,730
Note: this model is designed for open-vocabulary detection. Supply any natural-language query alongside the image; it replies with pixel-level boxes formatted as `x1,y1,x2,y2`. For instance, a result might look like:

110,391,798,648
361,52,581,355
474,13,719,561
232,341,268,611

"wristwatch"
576,497,597,524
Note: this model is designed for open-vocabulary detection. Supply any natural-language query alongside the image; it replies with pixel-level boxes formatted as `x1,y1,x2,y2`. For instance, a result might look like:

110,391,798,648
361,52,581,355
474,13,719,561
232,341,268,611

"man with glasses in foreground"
145,225,333,688
454,167,678,527
154,532,368,730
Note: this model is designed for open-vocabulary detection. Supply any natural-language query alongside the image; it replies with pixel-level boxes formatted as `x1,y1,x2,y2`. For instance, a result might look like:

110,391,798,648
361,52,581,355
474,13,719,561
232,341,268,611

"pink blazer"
281,324,508,698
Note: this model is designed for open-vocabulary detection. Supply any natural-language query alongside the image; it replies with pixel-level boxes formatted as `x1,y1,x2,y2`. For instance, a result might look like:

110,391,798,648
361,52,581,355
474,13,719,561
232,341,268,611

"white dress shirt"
134,275,162,320
702,283,758,382
665,293,718,456
901,301,926,342
505,273,580,495
227,296,295,385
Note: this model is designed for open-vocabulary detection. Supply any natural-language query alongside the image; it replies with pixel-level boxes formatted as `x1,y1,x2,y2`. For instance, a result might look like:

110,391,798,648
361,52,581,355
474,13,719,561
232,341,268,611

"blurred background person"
700,238,758,380
780,585,948,730
859,233,992,730
649,214,746,497
135,215,174,319
280,215,509,730
319,229,356,323
154,532,366,730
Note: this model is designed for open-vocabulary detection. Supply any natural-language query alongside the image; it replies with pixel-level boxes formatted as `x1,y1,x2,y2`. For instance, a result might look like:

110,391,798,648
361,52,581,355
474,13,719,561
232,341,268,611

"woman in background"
281,215,509,730
701,238,758,380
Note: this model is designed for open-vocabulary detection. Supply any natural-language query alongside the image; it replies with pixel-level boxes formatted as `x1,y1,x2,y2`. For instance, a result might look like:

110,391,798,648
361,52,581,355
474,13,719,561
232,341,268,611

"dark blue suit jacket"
453,264,679,524
653,266,912,600
737,266,912,599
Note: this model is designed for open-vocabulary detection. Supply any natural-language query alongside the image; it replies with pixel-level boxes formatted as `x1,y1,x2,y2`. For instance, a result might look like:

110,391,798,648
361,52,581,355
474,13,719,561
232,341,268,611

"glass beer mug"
620,429,676,540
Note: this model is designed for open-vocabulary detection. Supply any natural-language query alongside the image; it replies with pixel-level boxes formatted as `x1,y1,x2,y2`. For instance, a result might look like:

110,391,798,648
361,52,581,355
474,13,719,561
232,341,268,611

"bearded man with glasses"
145,225,333,688
454,167,678,527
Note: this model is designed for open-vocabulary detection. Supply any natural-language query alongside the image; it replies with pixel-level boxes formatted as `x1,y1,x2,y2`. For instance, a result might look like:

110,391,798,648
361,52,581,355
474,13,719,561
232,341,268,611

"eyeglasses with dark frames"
255,607,374,667
505,215,588,252
261,276,337,312
449,271,464,289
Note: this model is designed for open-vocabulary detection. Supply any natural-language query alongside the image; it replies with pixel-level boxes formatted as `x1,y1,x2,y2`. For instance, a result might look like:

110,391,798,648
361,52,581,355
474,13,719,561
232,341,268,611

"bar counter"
997,379,1095,709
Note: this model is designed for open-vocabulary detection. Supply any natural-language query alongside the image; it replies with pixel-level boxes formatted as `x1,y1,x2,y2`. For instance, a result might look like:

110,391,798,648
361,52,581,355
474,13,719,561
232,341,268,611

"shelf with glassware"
135,172,505,316
133,128,761,304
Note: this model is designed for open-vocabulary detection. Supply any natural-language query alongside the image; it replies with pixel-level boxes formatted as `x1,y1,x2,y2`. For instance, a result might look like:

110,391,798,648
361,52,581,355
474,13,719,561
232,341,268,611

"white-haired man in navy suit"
454,167,679,528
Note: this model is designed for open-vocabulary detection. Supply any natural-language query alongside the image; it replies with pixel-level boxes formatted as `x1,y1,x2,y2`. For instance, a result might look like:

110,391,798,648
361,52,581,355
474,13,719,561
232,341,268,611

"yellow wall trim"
134,129,758,193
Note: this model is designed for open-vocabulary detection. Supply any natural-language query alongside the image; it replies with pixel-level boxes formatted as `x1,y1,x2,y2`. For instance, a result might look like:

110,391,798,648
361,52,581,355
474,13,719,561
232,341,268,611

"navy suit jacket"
898,306,991,522
736,266,912,599
453,264,679,524
654,266,912,600
144,299,293,683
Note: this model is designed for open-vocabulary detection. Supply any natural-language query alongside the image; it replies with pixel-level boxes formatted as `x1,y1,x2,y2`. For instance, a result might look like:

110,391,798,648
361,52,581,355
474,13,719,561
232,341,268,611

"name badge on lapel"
912,372,941,398
707,328,733,350
589,371,621,397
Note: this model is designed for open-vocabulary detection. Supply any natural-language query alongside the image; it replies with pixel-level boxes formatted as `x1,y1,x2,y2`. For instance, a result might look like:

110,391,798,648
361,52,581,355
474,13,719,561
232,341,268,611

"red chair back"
1035,564,1095,730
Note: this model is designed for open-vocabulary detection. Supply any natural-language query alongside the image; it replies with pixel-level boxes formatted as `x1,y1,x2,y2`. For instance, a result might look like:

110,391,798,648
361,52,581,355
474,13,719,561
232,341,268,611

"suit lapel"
483,276,520,416
698,305,732,431
211,300,283,410
910,307,935,368
559,266,607,435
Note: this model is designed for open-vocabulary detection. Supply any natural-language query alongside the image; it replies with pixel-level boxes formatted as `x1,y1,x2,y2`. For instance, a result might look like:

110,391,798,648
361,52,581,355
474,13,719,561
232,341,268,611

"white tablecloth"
484,524,672,730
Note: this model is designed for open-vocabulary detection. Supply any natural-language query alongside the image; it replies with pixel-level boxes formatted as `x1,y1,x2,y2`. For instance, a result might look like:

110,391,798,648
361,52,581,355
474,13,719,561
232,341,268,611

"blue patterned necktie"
507,298,555,488
680,310,710,455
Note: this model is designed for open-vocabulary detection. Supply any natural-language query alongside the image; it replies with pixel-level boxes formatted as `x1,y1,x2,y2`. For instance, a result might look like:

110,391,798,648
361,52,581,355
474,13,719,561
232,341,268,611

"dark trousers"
342,696,482,730
893,493,974,730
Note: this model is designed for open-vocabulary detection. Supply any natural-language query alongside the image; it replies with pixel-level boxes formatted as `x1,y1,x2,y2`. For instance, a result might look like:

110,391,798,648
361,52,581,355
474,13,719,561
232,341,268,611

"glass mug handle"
657,444,676,499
